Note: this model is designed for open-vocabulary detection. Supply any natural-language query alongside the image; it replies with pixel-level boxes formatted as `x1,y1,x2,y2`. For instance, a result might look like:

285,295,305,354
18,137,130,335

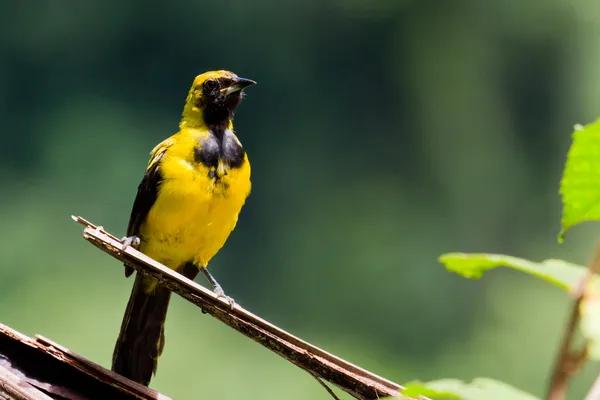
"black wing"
126,159,163,238
123,138,173,276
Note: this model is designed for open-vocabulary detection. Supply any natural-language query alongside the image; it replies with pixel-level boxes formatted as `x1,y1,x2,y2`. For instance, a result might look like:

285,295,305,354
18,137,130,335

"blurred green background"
1,1,600,398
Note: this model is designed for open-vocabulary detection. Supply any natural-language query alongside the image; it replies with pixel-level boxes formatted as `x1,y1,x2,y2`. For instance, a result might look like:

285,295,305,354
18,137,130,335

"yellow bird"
112,70,255,386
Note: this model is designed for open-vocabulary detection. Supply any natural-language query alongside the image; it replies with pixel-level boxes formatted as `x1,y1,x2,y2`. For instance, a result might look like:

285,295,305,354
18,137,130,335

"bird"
111,70,255,386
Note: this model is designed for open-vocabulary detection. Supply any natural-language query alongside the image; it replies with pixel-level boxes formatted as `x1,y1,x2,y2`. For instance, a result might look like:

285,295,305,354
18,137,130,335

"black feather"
112,263,199,385
123,153,164,277
193,130,245,171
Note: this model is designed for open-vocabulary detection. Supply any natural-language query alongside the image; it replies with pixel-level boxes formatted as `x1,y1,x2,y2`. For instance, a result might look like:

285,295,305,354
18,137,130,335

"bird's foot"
199,267,235,310
213,285,235,310
119,235,140,254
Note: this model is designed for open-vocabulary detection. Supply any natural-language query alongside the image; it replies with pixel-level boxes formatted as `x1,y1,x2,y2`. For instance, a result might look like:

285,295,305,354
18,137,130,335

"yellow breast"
139,129,251,270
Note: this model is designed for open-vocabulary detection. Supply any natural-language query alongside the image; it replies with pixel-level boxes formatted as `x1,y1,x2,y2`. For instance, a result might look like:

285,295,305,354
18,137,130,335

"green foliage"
426,118,600,397
401,380,460,398
399,378,539,400
439,253,585,290
560,120,600,242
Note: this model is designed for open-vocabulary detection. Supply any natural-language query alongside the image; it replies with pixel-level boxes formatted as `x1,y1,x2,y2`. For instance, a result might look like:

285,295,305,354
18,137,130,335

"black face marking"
201,77,243,131
203,91,242,131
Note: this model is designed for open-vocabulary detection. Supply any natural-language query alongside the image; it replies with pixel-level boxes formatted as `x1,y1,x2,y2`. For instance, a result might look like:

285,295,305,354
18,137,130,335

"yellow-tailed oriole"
112,70,255,386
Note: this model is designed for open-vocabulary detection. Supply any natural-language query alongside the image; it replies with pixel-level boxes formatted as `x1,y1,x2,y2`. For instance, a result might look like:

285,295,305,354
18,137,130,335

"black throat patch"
193,125,246,170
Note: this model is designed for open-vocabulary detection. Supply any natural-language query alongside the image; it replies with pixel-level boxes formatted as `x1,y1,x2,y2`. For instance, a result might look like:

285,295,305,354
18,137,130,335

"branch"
0,323,169,400
546,242,600,400
0,362,53,400
73,216,411,400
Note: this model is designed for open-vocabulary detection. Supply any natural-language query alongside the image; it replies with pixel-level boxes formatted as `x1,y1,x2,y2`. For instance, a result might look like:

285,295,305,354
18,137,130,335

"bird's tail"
112,263,198,386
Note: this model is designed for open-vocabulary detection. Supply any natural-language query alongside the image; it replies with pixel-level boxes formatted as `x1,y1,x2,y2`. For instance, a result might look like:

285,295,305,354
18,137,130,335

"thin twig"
73,216,414,400
545,297,585,400
309,371,341,400
545,242,600,400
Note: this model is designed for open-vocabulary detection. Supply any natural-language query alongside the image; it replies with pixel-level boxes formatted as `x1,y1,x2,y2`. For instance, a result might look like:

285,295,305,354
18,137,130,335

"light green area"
560,120,600,242
401,378,538,400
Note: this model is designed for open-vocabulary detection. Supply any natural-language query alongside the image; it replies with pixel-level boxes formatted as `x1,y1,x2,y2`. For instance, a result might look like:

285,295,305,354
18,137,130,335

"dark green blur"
1,1,598,398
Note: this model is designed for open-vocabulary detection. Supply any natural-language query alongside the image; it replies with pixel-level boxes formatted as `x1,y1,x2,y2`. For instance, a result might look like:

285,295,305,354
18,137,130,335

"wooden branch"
0,323,169,400
73,216,412,400
0,362,54,400
546,242,600,400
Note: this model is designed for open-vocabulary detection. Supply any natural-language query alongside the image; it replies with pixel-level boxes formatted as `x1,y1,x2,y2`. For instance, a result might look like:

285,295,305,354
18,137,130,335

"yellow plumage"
140,126,251,276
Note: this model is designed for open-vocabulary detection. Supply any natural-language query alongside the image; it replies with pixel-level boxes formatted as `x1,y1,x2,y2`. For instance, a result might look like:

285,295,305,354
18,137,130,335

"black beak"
221,77,257,96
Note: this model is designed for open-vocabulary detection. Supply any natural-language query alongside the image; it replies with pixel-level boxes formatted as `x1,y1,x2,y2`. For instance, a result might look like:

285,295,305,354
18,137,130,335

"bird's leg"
200,267,235,309
119,235,140,253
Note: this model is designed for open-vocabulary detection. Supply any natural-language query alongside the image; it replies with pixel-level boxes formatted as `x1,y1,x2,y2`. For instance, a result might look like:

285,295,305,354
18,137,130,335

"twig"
73,216,413,400
308,371,341,400
545,298,586,400
545,242,600,400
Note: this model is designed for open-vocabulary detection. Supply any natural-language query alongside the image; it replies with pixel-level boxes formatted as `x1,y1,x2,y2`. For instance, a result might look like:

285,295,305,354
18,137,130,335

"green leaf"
559,120,600,243
439,253,585,290
400,378,539,400
401,381,459,398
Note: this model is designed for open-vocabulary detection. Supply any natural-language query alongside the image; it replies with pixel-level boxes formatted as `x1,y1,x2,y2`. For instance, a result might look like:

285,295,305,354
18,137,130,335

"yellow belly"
139,153,251,271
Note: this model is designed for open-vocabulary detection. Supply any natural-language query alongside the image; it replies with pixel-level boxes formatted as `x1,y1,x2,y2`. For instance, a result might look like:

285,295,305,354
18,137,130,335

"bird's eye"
204,80,217,91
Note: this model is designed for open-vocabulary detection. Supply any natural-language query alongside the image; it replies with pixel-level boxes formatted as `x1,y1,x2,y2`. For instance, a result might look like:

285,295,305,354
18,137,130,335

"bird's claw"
120,236,140,254
214,286,235,310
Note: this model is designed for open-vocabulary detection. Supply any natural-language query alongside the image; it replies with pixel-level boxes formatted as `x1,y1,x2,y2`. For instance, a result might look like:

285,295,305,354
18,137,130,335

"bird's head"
181,70,256,129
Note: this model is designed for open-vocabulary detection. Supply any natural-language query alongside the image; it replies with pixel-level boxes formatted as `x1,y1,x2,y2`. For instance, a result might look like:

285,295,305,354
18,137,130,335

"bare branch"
73,216,411,400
